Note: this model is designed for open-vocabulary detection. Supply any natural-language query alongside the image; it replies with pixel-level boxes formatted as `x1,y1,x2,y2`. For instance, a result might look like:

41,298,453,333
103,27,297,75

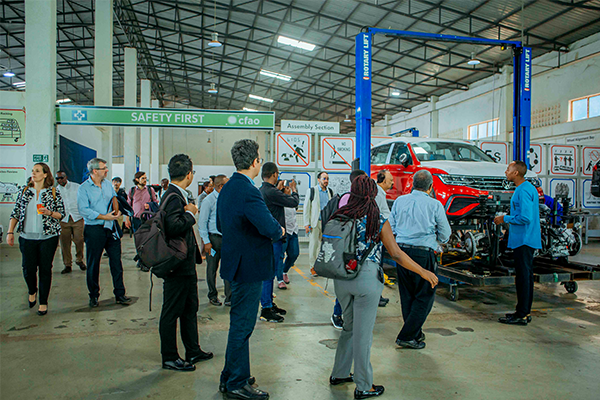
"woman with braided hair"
328,175,438,399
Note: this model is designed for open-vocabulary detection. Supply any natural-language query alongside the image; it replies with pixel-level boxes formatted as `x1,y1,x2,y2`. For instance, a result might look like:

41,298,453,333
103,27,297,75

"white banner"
280,120,339,134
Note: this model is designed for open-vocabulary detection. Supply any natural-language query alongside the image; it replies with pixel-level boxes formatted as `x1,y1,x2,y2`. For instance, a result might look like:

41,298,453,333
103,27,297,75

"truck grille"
437,175,515,191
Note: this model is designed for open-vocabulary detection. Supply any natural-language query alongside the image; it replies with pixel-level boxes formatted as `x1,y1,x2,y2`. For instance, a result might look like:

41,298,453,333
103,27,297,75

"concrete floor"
1,237,600,400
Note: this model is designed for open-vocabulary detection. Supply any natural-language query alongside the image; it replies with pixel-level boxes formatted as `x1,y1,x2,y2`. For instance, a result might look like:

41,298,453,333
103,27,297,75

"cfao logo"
72,110,87,121
502,180,512,190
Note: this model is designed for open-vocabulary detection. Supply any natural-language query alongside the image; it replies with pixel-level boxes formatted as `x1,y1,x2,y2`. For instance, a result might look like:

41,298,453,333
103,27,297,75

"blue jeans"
333,298,343,316
221,280,262,391
281,233,300,278
260,239,284,308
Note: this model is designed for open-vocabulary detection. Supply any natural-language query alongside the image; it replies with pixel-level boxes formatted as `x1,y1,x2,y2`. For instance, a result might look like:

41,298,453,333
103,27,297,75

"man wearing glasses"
55,171,86,274
77,158,131,308
218,140,284,399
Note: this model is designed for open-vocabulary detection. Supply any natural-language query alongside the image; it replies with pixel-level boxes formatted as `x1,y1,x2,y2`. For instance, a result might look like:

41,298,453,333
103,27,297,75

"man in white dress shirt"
55,171,86,274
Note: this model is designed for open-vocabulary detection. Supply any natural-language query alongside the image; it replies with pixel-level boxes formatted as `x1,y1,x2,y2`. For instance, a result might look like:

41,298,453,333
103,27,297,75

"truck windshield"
411,142,495,163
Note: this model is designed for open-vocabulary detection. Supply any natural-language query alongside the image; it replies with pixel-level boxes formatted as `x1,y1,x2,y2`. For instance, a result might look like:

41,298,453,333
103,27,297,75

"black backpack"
309,186,334,202
133,193,188,279
320,193,345,228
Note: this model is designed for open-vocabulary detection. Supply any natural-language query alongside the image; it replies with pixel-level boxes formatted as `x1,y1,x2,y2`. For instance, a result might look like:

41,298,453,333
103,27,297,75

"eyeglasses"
95,167,108,171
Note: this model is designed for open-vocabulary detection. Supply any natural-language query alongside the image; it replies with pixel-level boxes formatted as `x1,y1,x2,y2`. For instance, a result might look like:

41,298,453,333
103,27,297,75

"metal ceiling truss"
1,0,599,132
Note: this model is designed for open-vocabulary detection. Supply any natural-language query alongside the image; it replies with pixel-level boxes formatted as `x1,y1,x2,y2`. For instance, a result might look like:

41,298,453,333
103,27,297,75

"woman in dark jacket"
6,163,65,316
328,175,438,399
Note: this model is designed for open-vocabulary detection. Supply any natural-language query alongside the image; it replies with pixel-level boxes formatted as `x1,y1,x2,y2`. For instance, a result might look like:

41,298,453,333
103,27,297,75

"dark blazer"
161,184,202,277
218,172,283,283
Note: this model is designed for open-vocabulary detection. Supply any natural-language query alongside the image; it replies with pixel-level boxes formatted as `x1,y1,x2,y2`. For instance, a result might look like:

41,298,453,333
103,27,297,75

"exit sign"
33,154,49,163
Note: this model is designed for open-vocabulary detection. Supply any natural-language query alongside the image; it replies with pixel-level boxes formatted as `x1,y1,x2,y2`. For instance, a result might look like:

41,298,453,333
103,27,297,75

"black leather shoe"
76,261,87,271
61,267,72,274
28,294,37,308
220,377,256,393
225,384,268,399
330,373,354,385
37,309,48,316
396,338,426,349
187,349,213,364
260,307,284,323
498,315,528,325
162,358,195,372
116,295,132,305
505,312,532,323
416,332,426,342
209,298,222,306
89,297,99,308
271,302,287,315
354,385,385,399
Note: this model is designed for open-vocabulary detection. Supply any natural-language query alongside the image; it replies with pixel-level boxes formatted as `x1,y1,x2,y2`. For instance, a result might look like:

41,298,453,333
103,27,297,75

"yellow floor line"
291,265,336,303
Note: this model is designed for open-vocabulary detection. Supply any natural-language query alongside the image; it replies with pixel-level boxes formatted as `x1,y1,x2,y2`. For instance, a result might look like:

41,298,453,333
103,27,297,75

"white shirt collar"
170,183,189,204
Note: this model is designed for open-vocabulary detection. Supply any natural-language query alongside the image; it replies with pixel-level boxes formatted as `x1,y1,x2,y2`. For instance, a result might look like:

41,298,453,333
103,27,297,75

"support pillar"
94,0,113,173
124,47,138,189
140,79,151,177
25,0,56,171
430,96,439,138
151,99,160,184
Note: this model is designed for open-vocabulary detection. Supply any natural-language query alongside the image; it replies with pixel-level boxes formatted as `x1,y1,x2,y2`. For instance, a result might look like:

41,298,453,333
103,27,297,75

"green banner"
56,105,275,130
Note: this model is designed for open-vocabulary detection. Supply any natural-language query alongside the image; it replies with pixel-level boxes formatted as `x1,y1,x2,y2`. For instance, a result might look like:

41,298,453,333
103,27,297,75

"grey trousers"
332,261,384,391
206,233,231,302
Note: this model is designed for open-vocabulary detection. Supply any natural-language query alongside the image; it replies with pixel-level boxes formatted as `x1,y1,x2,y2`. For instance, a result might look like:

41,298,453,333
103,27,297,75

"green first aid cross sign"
56,105,275,130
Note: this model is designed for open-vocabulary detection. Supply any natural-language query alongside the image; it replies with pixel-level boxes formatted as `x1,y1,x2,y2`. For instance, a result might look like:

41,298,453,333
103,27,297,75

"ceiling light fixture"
243,107,258,112
207,83,218,94
391,90,401,96
249,94,274,103
260,69,292,82
208,32,222,47
467,52,480,65
56,98,72,104
13,81,26,87
277,35,316,51
3,70,15,77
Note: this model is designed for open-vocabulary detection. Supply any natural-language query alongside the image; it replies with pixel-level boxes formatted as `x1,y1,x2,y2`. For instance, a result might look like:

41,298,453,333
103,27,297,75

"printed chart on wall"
278,172,312,205
582,147,600,176
549,178,575,207
528,144,544,175
276,133,311,168
0,108,26,146
582,179,600,208
322,137,354,171
327,172,351,196
550,145,576,175
480,142,508,164
0,167,27,204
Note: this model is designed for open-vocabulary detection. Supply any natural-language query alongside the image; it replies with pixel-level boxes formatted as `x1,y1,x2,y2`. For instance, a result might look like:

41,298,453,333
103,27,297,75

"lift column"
355,32,372,174
513,46,532,168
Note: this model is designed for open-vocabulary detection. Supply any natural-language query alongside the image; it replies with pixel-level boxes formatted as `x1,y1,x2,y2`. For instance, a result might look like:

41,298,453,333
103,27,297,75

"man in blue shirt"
77,158,131,308
495,161,542,325
389,170,451,349
198,174,231,306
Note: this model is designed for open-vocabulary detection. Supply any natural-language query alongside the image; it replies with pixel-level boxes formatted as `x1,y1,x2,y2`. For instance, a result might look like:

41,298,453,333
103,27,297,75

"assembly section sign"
56,105,275,130
276,133,311,167
280,120,339,134
322,137,354,171
550,145,576,175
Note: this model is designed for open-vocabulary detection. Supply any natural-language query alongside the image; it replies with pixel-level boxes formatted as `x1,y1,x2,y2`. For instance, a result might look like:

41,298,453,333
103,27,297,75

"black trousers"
206,233,231,302
159,274,202,362
19,236,59,305
84,225,125,299
396,246,437,341
514,245,535,317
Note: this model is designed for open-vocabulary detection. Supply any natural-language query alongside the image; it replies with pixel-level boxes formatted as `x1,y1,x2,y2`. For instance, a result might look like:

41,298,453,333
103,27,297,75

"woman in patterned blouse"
6,163,65,316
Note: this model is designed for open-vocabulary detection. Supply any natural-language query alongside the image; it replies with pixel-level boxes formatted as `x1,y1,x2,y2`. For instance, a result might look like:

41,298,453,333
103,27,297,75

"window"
467,119,498,140
410,141,495,163
371,144,391,165
569,93,600,121
389,143,413,165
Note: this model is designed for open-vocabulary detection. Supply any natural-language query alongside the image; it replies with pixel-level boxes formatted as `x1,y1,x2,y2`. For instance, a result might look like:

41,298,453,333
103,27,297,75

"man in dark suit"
218,139,284,400
159,154,213,372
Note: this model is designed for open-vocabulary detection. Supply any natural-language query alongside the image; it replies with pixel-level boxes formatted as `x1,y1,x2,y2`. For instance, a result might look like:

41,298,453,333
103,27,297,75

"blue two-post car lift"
354,27,532,175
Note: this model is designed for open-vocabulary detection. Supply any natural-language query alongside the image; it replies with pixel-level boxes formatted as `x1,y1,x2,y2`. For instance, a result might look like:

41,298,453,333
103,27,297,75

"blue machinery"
355,28,532,174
